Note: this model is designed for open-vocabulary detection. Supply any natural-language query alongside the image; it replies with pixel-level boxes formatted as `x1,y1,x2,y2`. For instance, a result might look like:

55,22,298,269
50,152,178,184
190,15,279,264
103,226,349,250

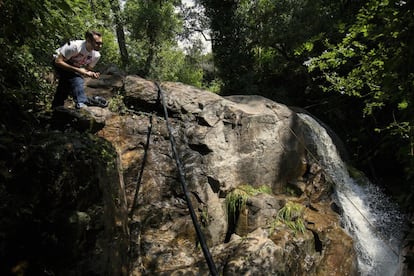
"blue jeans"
52,66,87,108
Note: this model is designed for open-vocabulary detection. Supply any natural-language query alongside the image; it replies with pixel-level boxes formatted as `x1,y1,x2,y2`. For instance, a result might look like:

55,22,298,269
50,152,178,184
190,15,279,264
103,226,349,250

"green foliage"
205,78,223,94
124,0,182,77
151,47,189,82
123,32,206,87
0,0,115,111
125,0,180,43
123,0,210,86
96,29,122,70
307,0,414,196
199,0,362,101
0,41,54,111
271,201,306,235
226,188,250,218
0,0,69,108
108,94,127,114
225,184,272,219
176,43,207,87
0,0,413,219
177,63,204,87
200,0,257,95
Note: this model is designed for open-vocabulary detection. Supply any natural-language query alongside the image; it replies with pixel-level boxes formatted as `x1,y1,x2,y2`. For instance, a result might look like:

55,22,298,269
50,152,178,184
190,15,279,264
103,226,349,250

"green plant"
225,184,272,217
271,201,306,235
108,94,127,113
226,188,249,217
205,78,223,94
200,205,210,227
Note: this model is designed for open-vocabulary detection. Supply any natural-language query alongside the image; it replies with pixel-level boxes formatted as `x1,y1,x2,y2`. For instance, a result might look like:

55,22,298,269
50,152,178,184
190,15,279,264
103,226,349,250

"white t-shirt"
55,40,101,68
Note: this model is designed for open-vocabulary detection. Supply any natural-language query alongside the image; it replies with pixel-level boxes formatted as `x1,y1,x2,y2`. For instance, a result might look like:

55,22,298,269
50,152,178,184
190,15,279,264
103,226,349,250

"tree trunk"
109,0,129,69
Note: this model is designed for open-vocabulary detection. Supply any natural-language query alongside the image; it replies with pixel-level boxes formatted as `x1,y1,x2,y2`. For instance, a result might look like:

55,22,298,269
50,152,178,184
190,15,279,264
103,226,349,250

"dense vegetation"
0,0,413,214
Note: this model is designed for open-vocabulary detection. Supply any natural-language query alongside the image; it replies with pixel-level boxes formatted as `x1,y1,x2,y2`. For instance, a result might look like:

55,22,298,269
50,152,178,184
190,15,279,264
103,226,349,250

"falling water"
298,113,406,276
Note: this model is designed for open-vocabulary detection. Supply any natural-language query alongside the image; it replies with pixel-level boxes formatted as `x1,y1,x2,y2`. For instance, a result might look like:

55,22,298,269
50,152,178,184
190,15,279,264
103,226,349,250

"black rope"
129,114,153,218
155,82,219,276
129,91,161,218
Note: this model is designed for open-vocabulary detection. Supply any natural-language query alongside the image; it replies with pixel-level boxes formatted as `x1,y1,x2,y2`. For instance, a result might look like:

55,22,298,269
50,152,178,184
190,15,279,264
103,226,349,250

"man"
52,30,103,109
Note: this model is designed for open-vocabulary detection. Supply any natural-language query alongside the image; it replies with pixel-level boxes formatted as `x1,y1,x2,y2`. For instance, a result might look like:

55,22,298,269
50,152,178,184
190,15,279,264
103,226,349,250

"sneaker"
94,96,108,107
87,96,108,108
76,102,87,109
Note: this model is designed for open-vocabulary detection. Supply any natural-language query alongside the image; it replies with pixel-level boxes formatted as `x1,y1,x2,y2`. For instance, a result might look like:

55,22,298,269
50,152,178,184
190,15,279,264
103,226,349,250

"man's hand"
79,68,100,79
55,55,100,79
89,71,100,79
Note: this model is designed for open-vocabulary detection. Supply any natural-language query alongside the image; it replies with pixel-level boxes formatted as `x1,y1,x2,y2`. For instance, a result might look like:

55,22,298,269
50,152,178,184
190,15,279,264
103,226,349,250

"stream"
298,113,407,276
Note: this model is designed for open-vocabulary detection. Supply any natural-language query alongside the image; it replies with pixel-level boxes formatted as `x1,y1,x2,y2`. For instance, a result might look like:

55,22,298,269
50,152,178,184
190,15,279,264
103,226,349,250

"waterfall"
298,113,406,276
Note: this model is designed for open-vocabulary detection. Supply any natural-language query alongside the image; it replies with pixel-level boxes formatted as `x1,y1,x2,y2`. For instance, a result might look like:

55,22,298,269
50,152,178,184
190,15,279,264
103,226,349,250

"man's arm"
85,64,100,79
55,54,100,79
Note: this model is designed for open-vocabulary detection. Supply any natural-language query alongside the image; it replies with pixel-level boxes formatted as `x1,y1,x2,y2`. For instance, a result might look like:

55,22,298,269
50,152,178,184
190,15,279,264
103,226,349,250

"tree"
124,0,182,77
199,0,363,101
0,0,87,110
307,0,414,200
200,0,256,95
110,0,129,69
0,0,120,110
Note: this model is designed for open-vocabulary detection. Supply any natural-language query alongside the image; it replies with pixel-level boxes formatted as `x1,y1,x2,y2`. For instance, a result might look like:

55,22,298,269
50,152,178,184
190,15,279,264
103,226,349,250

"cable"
155,82,219,276
129,92,161,217
128,93,161,274
129,114,153,218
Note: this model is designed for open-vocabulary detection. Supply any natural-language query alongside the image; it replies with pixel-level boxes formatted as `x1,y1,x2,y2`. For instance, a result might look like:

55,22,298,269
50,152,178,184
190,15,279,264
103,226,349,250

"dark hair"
85,30,102,40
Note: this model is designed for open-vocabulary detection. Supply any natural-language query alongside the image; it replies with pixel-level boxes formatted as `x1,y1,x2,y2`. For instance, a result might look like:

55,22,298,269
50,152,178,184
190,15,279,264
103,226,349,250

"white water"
298,113,406,276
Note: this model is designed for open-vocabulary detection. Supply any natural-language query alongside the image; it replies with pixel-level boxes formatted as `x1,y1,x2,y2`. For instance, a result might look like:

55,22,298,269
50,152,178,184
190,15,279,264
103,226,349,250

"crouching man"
52,30,103,109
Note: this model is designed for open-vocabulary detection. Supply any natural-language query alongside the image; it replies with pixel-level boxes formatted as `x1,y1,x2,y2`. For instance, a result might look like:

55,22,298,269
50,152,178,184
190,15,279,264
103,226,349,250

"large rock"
0,73,358,275
97,75,357,275
0,131,129,275
123,76,306,194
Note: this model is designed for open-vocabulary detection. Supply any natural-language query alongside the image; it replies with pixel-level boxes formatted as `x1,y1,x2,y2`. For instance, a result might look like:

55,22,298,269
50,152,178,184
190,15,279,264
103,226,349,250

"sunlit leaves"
398,100,408,110
124,0,182,76
307,0,414,183
0,0,116,111
294,41,314,56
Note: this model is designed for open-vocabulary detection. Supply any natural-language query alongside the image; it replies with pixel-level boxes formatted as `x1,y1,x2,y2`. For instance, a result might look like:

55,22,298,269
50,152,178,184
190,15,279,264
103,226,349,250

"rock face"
93,74,356,275
0,132,129,275
0,71,358,275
